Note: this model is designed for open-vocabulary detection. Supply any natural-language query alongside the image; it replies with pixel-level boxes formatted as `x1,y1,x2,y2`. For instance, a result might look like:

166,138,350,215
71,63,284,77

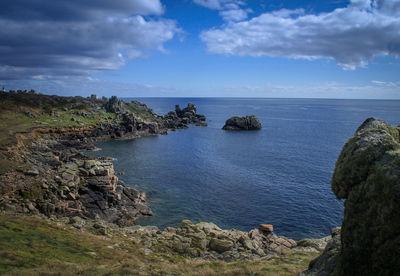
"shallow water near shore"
90,98,400,240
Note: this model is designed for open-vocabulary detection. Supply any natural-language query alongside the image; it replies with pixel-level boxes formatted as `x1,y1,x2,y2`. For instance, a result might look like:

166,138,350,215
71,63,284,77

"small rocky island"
222,115,262,130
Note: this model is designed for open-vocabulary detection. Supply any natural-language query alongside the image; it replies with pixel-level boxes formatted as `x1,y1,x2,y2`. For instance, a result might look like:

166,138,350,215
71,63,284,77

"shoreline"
0,92,328,267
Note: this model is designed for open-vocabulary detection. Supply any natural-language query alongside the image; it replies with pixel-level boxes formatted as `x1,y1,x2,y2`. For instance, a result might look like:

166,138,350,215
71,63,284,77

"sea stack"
222,115,261,130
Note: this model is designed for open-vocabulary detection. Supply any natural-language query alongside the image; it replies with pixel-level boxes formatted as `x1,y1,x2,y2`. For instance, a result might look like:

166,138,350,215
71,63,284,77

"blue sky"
1,0,399,98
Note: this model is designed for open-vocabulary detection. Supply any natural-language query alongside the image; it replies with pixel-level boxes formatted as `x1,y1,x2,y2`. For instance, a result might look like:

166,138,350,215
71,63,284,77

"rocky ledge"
222,115,262,130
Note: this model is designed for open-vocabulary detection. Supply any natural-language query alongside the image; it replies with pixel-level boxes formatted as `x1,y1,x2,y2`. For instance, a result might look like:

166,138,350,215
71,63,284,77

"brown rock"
259,224,273,232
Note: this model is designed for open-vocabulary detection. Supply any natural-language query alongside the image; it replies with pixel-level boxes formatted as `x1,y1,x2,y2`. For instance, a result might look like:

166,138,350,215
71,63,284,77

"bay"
90,98,400,240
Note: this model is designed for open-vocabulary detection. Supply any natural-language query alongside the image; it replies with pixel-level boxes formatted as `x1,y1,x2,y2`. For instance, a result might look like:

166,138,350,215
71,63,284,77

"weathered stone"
259,224,273,233
331,118,400,275
209,238,234,253
24,168,39,176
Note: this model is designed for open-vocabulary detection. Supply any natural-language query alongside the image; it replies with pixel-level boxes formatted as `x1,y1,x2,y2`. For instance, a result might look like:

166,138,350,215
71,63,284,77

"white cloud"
200,0,400,69
193,0,250,21
216,82,400,99
193,0,224,10
219,8,248,21
371,80,398,87
129,0,164,15
0,0,179,80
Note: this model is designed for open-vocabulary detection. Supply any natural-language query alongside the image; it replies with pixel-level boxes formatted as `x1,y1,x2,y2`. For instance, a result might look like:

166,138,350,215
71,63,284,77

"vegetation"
0,215,318,276
0,92,115,147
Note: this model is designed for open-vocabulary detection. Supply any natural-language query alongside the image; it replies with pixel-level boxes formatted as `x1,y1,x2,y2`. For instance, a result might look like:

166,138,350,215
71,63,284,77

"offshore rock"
163,103,207,129
222,115,261,130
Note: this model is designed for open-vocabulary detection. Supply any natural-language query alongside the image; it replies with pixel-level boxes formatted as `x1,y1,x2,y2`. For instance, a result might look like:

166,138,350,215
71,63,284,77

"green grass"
0,215,318,276
0,101,115,147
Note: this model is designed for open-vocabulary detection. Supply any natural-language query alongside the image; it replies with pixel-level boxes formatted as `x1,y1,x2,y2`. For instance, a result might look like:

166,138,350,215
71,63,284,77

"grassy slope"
0,215,318,276
0,94,115,147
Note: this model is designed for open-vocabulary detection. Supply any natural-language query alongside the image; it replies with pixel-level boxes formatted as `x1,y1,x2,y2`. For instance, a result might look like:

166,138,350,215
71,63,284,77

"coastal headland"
1,91,399,275
0,91,321,275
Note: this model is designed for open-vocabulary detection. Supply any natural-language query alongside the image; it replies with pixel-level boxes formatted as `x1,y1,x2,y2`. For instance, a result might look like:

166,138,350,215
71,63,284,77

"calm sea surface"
90,98,400,240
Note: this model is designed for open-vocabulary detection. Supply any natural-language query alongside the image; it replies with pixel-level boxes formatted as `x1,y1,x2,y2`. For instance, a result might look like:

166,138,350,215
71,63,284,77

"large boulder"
222,115,261,130
304,118,400,275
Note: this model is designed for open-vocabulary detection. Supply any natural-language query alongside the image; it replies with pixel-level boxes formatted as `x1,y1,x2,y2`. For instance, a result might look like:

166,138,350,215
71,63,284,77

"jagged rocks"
104,96,125,113
222,115,261,130
163,103,207,129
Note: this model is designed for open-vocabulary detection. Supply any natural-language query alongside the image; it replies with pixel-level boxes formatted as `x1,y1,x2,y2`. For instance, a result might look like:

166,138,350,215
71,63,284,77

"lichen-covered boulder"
222,115,261,130
331,118,400,275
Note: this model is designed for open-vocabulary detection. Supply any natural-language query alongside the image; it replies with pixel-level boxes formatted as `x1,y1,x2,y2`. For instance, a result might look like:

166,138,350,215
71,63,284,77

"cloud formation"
193,0,251,22
200,0,400,69
0,0,179,80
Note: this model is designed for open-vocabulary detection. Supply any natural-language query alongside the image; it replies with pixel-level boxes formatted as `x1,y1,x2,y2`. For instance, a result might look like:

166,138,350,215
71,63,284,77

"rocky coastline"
0,91,321,269
0,92,207,227
2,91,398,275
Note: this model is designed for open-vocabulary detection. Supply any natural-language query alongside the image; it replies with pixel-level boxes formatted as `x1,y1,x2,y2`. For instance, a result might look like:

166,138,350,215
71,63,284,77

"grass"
0,215,318,276
0,97,115,147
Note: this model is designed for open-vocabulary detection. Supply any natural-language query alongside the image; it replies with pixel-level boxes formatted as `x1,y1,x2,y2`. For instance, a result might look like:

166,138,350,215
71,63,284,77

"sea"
89,98,400,240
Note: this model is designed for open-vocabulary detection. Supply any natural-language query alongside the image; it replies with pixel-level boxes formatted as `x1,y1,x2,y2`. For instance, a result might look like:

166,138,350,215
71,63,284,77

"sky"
0,0,399,99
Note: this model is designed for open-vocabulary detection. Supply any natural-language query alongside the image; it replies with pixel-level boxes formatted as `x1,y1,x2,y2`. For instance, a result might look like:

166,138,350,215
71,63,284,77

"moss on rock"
331,118,400,275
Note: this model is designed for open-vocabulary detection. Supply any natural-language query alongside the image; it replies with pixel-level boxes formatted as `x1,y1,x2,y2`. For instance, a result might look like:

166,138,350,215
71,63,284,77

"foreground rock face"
303,118,400,275
222,115,261,130
125,220,297,261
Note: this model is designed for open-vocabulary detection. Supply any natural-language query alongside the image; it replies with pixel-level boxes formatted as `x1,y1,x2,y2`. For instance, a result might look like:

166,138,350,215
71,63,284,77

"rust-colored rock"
259,224,273,232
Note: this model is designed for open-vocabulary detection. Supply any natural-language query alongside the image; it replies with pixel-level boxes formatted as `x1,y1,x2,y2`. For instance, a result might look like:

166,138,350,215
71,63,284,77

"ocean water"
90,98,400,240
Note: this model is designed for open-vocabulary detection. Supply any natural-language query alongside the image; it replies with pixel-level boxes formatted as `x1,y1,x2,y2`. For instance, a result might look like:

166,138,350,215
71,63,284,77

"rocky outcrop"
302,118,400,275
222,115,261,130
0,135,151,227
104,96,125,113
123,220,296,261
162,103,207,129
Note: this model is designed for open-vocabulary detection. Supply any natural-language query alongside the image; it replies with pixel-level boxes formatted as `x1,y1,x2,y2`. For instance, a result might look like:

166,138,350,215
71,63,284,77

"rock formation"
163,103,207,129
303,118,400,275
124,220,296,261
222,115,261,130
